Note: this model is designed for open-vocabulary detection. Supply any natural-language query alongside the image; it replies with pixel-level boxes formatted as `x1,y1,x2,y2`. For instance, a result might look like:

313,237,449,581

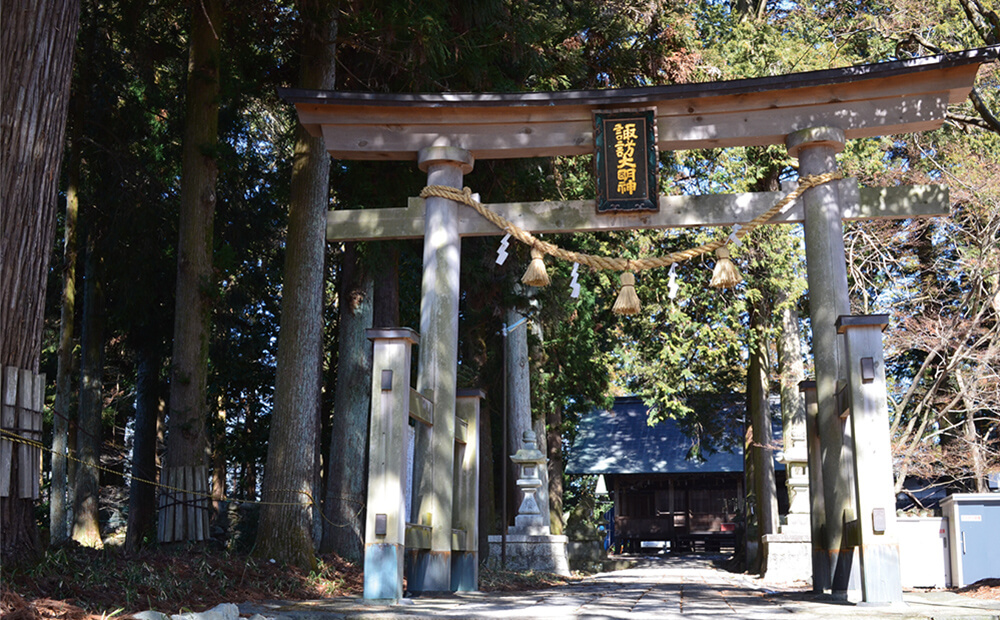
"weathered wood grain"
0,367,16,497
17,369,32,499
283,52,990,160
327,183,948,242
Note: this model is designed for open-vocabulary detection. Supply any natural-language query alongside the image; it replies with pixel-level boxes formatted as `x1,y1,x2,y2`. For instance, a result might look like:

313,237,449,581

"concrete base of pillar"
407,549,451,593
450,551,478,592
364,543,404,601
761,533,812,583
859,543,904,604
781,513,811,535
830,546,863,602
811,545,831,593
825,522,864,594
487,534,571,576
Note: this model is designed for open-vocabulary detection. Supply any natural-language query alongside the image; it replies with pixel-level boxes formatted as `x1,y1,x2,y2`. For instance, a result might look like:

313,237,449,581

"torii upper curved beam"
280,46,997,161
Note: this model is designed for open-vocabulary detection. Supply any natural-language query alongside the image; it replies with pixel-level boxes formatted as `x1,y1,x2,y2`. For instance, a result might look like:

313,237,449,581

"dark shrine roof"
566,395,782,475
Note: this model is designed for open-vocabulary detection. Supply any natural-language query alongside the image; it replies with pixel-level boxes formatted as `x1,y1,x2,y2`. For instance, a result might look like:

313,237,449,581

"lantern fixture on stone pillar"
511,430,547,534
488,428,570,576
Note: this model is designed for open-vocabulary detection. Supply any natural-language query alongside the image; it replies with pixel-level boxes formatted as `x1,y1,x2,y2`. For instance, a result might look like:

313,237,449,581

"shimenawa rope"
421,171,841,314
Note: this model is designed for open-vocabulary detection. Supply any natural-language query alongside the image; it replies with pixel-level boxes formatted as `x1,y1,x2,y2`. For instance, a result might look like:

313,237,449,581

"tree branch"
897,33,1000,135
946,113,991,131
969,87,1000,135
959,0,999,45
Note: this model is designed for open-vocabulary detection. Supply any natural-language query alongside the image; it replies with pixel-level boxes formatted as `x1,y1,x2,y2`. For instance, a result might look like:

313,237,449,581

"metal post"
501,328,507,570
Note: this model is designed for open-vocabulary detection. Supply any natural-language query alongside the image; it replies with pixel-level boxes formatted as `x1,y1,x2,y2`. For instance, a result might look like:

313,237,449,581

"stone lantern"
511,429,547,533
486,429,570,575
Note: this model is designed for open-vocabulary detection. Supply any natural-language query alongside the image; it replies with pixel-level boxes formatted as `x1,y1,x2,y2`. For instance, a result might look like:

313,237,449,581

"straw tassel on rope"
709,247,741,289
522,247,551,287
420,171,842,308
613,271,641,315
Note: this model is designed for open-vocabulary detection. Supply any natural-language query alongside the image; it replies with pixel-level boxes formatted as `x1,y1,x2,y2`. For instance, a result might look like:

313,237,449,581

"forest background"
1,0,998,602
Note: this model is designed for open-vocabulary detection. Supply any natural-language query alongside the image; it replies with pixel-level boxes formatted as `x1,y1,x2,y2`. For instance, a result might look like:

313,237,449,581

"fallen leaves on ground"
478,567,580,592
957,578,1000,601
3,546,362,618
2,588,99,620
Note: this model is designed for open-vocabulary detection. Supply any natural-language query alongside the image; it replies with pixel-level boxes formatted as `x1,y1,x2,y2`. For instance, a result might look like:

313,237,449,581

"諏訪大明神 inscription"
594,109,658,214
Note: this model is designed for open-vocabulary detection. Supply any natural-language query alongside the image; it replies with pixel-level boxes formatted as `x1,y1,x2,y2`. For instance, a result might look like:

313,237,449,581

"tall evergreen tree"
72,234,106,548
254,0,337,569
161,0,223,542
0,0,81,567
50,84,84,547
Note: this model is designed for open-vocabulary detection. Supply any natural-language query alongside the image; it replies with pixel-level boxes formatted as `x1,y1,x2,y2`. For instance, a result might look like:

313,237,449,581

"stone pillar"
781,452,811,532
836,315,903,604
759,304,813,583
528,314,552,531
799,380,831,592
778,304,810,535
532,416,551,530
786,127,859,597
505,308,536,526
363,328,419,602
410,146,473,593
452,389,484,592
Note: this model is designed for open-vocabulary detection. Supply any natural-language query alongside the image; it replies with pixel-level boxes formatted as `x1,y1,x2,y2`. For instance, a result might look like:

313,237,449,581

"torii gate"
281,46,996,603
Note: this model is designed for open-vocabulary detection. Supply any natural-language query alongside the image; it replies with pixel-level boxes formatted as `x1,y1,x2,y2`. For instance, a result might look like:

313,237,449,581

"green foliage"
336,0,702,93
562,474,612,539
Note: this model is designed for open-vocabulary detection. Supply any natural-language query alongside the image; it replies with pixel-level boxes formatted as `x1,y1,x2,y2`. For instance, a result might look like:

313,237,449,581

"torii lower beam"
326,183,948,242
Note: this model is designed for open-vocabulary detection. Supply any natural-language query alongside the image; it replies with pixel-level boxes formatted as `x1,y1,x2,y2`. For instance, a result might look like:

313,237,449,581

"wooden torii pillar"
281,47,996,600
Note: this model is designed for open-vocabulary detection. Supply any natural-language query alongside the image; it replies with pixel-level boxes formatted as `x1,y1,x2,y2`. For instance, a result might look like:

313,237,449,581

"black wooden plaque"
594,110,658,213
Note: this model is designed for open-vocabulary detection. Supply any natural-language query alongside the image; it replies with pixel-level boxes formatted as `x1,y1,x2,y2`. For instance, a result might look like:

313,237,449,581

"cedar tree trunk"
748,303,778,557
254,0,336,569
161,0,222,542
546,402,564,535
0,0,81,567
51,94,83,546
125,345,162,551
71,241,105,548
320,244,373,561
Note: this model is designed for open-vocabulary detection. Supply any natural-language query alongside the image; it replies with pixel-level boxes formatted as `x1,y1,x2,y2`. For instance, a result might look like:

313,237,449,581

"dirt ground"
1,545,580,620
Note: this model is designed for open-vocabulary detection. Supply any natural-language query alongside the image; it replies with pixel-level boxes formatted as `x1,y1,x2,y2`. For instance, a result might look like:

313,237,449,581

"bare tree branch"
897,33,1000,135
959,0,999,45
969,87,1000,135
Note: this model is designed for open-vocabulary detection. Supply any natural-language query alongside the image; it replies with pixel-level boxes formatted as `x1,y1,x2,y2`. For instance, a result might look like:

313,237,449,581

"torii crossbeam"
281,46,998,602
